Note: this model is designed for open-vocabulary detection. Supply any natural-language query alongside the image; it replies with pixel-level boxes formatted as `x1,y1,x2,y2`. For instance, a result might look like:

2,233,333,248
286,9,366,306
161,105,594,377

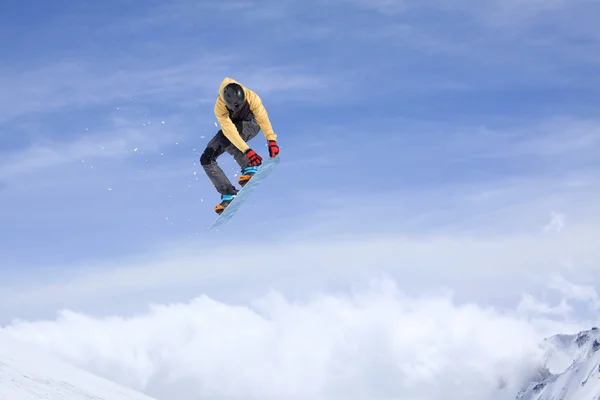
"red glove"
268,140,279,158
245,148,262,166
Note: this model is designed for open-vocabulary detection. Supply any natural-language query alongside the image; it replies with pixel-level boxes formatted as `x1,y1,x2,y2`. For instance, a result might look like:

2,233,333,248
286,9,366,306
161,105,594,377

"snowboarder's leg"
225,119,261,187
200,131,239,214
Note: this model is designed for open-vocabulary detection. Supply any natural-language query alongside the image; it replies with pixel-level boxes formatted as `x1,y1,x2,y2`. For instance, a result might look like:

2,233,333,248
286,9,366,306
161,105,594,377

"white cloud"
0,115,175,180
0,56,329,124
344,0,600,90
497,116,600,159
4,276,596,400
548,276,600,312
353,0,596,26
410,116,600,162
0,60,217,122
452,0,595,27
517,294,572,318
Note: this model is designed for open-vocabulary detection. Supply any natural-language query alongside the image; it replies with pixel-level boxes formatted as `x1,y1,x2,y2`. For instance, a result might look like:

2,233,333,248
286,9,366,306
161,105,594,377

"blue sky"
1,1,600,398
1,0,598,266
1,0,599,314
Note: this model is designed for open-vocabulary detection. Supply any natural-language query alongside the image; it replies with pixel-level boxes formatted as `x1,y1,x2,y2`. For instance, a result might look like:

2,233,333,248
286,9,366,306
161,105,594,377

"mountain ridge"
517,327,600,400
0,331,155,400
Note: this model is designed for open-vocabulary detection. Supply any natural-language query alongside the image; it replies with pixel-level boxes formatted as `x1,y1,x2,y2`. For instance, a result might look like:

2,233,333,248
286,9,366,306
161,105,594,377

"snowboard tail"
207,155,280,230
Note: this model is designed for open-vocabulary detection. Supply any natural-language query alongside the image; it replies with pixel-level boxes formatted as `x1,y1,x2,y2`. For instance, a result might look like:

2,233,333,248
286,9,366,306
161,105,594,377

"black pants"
200,119,261,196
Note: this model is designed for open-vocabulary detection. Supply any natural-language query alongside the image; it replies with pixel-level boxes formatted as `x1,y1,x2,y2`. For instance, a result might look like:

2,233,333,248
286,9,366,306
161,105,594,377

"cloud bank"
3,275,598,400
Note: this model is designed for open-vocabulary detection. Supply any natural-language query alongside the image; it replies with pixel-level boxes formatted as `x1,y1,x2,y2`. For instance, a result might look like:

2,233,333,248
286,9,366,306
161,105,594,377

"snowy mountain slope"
0,331,156,400
517,327,600,400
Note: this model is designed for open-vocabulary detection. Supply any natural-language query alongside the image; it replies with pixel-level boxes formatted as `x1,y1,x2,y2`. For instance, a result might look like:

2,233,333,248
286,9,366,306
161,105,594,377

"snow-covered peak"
543,327,600,373
517,327,600,400
0,331,155,399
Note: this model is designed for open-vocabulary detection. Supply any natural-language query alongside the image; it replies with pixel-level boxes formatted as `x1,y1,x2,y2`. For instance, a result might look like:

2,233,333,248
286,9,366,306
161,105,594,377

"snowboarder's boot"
214,194,236,215
237,166,259,188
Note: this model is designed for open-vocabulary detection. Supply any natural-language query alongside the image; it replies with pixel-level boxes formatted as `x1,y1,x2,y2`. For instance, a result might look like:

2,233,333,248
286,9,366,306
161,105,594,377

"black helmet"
222,83,245,111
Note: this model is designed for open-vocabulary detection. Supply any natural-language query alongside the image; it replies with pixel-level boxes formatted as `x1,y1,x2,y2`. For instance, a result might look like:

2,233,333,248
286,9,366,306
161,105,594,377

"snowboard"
207,155,280,230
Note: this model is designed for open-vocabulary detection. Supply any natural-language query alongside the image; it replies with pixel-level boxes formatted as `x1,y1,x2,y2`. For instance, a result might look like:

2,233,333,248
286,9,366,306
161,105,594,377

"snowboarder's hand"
245,148,262,166
268,140,279,158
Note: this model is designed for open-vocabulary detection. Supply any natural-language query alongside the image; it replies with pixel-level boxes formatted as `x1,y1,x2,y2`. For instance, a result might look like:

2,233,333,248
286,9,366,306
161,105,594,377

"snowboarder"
200,77,280,214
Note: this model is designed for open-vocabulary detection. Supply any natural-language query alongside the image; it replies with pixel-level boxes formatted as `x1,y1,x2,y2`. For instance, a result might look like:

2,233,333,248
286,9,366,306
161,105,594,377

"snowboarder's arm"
214,98,250,153
245,89,277,142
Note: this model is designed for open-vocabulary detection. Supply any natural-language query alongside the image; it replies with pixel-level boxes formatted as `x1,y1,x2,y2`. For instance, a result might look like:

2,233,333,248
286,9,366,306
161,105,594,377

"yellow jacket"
214,77,277,153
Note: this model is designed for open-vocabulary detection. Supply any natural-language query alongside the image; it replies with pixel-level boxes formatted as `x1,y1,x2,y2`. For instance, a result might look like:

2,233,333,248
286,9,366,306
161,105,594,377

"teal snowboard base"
207,155,280,230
